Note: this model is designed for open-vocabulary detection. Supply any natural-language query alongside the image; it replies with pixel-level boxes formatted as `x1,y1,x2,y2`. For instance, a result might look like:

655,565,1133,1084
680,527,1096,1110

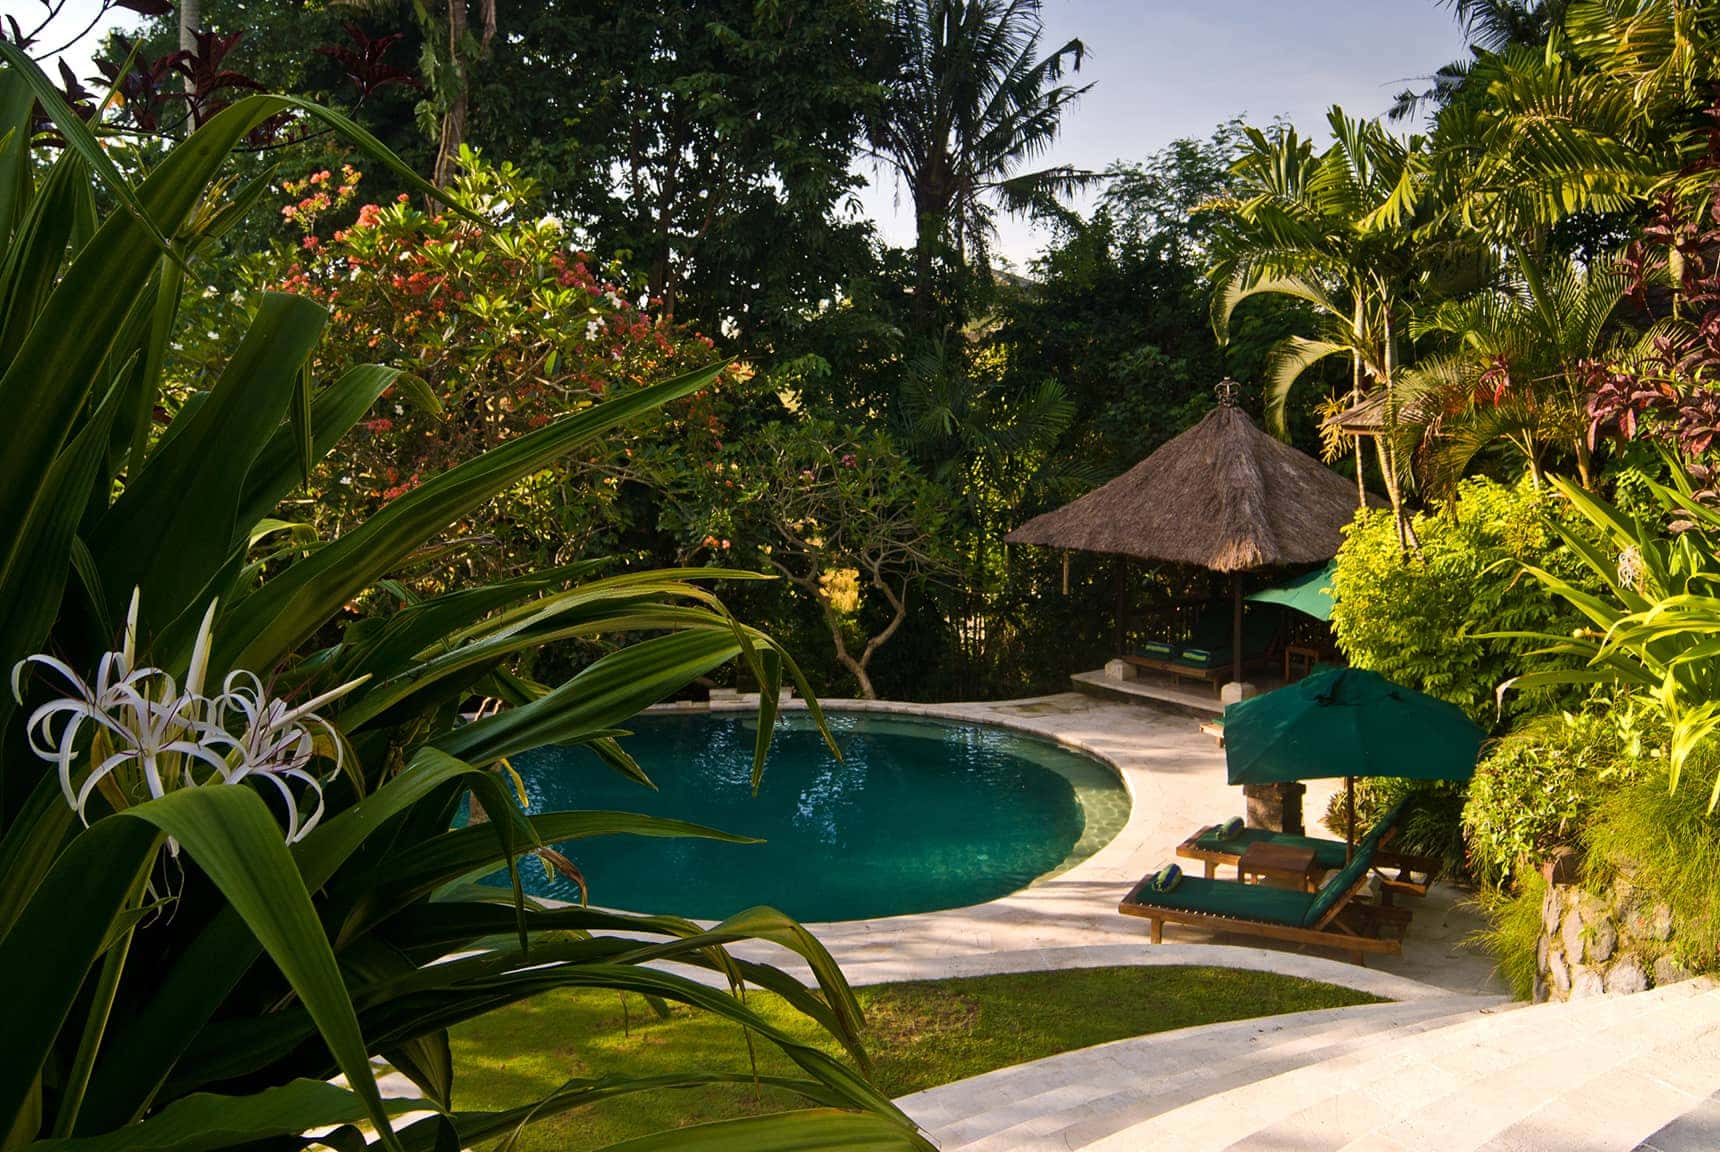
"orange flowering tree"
202,148,731,582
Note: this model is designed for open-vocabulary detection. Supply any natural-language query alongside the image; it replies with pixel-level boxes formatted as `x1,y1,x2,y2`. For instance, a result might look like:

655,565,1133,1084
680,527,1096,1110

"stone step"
1229,978,1719,1151
1472,1006,1720,1151
1079,978,1717,1152
906,997,1485,1134
906,996,1503,1150
1630,1089,1720,1152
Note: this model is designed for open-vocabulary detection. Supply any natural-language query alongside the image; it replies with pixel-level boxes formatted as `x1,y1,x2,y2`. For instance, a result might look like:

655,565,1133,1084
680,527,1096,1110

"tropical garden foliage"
0,42,932,1152
17,0,1720,1113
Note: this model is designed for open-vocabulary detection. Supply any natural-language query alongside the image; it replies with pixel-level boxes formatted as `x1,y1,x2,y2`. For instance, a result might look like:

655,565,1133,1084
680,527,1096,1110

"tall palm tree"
1402,249,1627,490
1426,0,1718,243
866,0,1090,329
1207,109,1440,534
1389,0,1565,121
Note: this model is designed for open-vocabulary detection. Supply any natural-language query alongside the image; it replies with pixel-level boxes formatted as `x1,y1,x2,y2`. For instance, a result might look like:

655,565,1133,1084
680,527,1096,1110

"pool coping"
638,694,1488,1002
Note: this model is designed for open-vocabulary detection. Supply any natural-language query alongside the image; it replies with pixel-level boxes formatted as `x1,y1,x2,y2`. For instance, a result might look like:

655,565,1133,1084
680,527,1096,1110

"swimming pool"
498,710,1129,922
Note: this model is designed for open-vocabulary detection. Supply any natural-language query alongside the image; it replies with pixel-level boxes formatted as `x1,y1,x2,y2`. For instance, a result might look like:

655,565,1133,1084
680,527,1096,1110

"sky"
856,0,1472,265
26,0,1472,265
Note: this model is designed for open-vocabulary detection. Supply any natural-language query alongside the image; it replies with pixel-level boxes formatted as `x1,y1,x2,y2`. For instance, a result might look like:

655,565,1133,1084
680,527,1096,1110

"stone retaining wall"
1535,873,1690,1003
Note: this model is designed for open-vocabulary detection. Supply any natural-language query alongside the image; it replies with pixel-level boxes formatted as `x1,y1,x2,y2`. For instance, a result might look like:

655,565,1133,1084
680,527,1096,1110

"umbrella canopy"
1246,561,1337,622
1006,400,1371,572
1224,666,1483,787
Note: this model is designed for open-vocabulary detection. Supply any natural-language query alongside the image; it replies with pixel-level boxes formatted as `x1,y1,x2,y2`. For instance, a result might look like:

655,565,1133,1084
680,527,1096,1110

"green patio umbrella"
1246,560,1337,622
1223,666,1483,859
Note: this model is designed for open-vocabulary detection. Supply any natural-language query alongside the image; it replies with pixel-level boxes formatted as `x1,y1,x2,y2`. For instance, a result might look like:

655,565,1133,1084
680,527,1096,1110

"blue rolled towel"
1148,862,1182,893
1217,816,1245,840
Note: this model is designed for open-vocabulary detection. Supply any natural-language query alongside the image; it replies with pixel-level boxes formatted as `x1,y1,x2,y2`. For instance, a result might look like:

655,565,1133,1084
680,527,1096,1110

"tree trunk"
178,0,198,58
432,0,496,189
1379,304,1410,552
178,0,199,121
432,0,468,188
1350,306,1367,510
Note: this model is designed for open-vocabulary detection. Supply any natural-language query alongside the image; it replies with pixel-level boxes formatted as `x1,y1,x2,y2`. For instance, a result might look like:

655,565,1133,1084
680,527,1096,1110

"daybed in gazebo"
1006,383,1373,693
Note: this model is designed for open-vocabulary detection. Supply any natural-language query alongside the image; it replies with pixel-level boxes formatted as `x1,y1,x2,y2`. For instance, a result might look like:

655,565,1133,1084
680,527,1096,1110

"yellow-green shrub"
1330,476,1603,727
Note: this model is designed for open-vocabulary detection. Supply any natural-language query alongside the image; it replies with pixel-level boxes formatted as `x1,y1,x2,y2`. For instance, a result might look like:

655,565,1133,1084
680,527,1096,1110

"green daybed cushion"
1176,645,1231,669
1123,873,1315,926
1177,609,1281,668
1191,825,1352,871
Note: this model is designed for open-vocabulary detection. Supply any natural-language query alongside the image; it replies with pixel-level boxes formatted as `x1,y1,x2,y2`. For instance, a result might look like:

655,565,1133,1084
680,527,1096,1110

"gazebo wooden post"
1112,557,1128,656
1230,571,1244,689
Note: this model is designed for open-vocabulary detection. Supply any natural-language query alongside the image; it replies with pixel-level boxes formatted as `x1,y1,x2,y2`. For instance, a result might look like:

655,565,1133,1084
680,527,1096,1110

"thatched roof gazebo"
1007,383,1371,688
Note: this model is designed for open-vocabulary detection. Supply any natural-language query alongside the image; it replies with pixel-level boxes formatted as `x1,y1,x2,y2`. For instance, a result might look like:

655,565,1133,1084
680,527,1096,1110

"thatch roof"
1324,390,1392,434
1006,403,1373,573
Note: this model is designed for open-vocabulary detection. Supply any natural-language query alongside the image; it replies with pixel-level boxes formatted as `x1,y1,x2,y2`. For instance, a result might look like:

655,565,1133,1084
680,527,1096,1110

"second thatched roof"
1006,403,1371,573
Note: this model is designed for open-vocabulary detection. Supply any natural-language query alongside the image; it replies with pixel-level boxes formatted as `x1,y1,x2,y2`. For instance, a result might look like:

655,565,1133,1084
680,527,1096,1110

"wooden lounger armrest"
1174,827,1234,878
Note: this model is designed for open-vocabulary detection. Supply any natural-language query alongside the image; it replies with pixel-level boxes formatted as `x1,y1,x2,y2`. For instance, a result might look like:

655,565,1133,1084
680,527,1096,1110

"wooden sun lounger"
1119,844,1409,965
1174,799,1442,904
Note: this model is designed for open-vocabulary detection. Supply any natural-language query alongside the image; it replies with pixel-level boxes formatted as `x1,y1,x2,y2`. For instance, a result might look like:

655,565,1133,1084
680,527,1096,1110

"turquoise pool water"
499,711,1129,922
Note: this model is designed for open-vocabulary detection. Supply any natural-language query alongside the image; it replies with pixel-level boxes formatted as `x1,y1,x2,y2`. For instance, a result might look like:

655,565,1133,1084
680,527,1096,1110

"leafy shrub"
1462,698,1660,885
1329,475,1602,727
1586,759,1720,971
1323,777,1469,882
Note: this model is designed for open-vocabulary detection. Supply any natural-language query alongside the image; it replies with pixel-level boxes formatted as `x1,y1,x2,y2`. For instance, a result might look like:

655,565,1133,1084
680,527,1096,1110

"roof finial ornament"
1216,378,1242,408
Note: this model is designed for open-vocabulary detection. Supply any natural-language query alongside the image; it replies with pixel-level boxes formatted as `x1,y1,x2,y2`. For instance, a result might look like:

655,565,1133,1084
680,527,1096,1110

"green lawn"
447,964,1381,1149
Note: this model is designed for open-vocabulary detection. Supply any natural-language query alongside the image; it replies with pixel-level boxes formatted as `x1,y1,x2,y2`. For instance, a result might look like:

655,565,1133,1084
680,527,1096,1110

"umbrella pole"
1346,776,1355,864
1231,572,1244,689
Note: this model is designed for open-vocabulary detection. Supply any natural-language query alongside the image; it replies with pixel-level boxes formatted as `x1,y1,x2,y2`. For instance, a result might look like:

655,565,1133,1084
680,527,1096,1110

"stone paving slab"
1065,980,1720,1152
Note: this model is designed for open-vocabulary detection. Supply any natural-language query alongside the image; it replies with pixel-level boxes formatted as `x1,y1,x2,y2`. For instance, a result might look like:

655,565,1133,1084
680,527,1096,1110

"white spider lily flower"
12,594,366,846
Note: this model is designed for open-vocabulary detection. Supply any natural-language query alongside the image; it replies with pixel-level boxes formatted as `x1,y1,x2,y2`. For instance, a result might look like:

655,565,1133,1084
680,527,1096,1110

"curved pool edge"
633,694,1466,1003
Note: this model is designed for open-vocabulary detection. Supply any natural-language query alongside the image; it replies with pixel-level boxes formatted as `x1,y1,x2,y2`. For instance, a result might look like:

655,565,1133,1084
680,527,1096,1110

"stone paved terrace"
700,690,1501,997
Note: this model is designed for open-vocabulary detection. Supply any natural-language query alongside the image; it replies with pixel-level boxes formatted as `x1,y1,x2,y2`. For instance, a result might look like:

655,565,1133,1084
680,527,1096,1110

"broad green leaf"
0,380,120,733
336,809,758,941
0,815,159,1137
0,67,36,247
27,1080,418,1152
79,748,483,1130
92,292,327,629
0,45,170,257
0,772,77,943
235,364,405,531
0,99,299,609
115,788,403,1152
0,149,88,367
434,629,745,765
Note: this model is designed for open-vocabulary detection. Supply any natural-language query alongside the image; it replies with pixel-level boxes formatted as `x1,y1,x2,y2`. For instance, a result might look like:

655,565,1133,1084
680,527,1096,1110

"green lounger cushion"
1301,841,1377,928
1191,825,1351,871
1124,874,1315,926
